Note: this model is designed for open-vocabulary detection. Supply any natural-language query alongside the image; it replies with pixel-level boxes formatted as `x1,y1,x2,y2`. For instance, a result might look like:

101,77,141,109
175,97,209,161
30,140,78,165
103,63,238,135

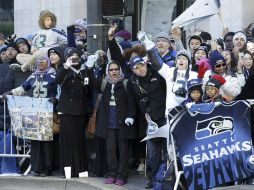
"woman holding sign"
3,55,58,176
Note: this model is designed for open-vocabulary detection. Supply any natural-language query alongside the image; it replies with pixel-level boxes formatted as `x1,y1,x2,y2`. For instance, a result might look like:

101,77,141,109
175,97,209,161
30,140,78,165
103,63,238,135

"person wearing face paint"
21,10,67,72
201,50,245,101
3,55,57,176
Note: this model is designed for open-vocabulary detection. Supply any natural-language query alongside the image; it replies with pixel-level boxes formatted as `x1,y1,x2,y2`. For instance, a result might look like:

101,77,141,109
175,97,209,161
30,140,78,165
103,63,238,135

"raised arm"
108,23,125,64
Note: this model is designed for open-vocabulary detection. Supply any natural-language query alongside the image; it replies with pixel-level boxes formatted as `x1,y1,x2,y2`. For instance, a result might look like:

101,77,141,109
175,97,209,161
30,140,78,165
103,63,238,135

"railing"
0,96,31,175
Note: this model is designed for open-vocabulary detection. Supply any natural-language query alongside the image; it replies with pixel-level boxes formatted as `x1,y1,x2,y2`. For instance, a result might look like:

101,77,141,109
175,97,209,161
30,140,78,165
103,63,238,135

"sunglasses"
109,68,119,72
215,62,226,68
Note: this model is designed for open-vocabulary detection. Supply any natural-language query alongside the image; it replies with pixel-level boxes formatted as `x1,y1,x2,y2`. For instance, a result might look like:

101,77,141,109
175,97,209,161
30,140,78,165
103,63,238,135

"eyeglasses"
38,60,48,64
215,62,226,68
109,68,119,72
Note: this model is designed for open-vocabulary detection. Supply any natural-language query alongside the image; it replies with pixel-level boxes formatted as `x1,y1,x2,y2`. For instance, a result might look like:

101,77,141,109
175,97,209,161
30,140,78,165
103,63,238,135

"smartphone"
72,57,79,63
239,52,244,59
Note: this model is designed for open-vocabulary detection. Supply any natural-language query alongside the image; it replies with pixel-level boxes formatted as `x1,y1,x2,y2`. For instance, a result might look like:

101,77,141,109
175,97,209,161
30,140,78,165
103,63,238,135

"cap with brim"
206,78,221,89
129,56,145,69
187,78,203,91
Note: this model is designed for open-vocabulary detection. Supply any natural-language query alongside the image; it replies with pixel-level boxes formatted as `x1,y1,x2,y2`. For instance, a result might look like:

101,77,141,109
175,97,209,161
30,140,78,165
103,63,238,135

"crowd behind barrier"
1,7,254,190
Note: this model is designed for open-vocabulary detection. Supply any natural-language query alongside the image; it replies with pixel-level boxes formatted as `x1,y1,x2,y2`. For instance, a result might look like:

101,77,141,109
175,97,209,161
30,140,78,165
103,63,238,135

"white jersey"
32,27,67,53
158,64,198,115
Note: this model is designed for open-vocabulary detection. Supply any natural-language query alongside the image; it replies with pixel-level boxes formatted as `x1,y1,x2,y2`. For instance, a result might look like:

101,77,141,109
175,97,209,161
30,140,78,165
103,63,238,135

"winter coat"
94,78,137,139
55,66,93,116
128,66,167,123
235,72,254,100
203,70,245,100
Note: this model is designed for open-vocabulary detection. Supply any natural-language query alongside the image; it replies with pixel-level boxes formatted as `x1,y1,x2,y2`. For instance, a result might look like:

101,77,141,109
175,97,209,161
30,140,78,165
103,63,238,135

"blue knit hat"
209,50,226,68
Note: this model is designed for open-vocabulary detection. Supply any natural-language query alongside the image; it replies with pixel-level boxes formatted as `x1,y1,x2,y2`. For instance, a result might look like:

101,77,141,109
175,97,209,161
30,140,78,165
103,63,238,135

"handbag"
87,94,101,135
53,113,60,134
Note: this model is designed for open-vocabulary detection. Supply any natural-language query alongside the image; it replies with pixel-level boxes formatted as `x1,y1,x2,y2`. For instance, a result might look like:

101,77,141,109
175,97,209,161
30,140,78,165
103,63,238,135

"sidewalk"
0,173,254,190
0,173,147,190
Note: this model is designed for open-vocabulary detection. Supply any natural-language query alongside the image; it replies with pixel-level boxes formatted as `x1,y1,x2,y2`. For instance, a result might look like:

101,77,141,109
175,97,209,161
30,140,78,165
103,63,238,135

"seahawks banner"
7,95,53,141
171,101,253,190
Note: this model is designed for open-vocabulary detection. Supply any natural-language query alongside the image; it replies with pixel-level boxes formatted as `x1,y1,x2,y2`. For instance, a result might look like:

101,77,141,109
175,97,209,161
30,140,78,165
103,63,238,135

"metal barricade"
0,96,31,175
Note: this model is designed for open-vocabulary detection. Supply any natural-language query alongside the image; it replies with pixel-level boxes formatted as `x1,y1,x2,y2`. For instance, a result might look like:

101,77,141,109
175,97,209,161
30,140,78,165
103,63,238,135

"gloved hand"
48,97,58,104
2,91,13,101
137,31,155,51
65,56,79,68
211,74,226,85
125,118,134,126
198,62,208,78
85,54,99,68
67,24,75,33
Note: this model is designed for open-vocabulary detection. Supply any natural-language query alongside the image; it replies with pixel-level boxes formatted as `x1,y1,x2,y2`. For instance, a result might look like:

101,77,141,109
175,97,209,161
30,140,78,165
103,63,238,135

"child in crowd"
202,74,226,103
21,10,67,72
182,78,203,106
192,45,208,72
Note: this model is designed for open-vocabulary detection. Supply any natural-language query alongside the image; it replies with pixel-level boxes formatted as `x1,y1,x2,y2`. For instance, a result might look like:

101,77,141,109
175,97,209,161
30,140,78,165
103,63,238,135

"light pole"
86,0,109,54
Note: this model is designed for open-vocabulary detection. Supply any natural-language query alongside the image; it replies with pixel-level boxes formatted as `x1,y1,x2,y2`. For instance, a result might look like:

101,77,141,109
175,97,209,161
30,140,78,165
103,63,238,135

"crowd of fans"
1,9,254,189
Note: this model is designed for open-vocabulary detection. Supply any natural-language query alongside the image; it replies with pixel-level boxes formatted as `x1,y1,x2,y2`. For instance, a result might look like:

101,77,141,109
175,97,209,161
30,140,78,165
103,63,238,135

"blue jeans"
0,131,18,174
147,138,167,178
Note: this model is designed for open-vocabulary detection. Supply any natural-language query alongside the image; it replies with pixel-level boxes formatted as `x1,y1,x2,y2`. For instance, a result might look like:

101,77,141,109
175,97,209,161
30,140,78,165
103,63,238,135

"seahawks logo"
195,116,234,140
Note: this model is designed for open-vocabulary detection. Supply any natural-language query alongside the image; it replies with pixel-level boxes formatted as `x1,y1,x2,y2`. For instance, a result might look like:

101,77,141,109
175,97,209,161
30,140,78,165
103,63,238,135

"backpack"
153,160,176,190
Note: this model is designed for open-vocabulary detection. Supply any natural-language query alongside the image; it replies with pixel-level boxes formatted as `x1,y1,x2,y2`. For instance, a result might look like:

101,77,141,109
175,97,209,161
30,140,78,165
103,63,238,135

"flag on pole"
172,0,221,29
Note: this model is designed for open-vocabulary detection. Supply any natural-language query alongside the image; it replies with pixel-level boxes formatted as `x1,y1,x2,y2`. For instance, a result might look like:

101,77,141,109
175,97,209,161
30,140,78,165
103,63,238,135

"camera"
174,88,187,98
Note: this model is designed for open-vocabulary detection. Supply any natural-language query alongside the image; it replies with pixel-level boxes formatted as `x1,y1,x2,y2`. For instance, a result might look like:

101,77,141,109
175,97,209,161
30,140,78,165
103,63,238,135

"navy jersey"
170,101,252,190
22,69,57,98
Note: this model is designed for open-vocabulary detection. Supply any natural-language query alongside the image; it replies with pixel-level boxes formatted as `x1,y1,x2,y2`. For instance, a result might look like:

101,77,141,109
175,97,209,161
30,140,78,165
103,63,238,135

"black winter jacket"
94,78,137,139
128,67,166,123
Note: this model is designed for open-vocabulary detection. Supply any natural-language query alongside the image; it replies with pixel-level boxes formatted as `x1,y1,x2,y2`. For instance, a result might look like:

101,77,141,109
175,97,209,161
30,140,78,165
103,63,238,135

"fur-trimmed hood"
39,10,57,29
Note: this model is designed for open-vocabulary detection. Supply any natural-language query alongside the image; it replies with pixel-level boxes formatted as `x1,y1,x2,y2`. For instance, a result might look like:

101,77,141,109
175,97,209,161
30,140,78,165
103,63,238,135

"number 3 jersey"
22,68,57,98
32,28,67,52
